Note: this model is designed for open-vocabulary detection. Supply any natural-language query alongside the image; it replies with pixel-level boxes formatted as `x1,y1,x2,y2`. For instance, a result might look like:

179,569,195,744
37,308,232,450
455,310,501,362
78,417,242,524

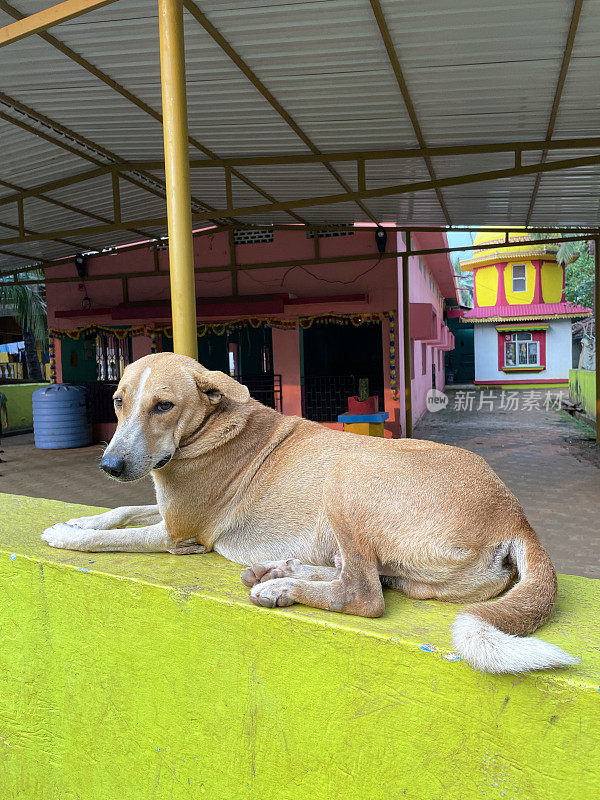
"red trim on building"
496,262,508,306
532,260,543,304
55,293,370,321
463,301,590,320
474,378,568,385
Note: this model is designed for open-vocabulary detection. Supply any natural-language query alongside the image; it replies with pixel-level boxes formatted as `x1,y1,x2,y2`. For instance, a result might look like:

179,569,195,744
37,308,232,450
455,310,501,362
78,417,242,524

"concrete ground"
0,433,156,508
1,390,598,577
415,388,600,579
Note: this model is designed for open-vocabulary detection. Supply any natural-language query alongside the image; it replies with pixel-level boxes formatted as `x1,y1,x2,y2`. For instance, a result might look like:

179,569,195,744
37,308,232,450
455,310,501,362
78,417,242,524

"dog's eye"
113,397,123,408
156,401,174,413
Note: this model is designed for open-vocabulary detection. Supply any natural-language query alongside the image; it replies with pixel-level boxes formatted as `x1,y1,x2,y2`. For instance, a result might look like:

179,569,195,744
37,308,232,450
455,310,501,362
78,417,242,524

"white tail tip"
451,613,579,674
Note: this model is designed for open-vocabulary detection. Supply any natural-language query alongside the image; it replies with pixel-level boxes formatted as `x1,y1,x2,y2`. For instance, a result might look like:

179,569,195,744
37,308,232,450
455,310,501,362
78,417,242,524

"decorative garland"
49,318,296,342
388,313,397,400
49,338,57,384
49,311,398,401
298,311,393,329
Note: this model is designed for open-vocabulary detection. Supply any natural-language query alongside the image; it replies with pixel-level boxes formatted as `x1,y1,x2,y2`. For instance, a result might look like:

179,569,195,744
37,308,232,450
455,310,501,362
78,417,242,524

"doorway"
302,321,384,422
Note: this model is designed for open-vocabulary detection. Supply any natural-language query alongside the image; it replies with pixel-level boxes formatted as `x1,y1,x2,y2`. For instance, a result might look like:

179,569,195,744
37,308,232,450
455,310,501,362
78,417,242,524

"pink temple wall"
46,228,454,439
396,232,449,426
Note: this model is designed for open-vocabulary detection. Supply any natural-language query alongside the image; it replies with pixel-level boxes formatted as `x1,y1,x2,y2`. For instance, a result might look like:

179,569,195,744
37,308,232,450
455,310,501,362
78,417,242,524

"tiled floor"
415,388,600,578
1,392,598,577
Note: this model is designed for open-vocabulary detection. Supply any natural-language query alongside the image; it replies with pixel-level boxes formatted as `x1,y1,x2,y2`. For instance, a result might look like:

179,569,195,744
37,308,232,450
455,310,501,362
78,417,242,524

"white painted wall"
474,319,572,382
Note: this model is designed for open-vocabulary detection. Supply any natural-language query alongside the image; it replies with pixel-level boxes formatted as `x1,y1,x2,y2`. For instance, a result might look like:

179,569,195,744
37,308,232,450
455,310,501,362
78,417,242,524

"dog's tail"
451,531,578,673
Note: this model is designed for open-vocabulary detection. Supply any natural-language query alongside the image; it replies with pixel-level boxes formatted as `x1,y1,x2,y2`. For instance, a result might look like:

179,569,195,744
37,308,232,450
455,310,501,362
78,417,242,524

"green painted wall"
0,382,47,432
0,493,598,800
570,368,596,420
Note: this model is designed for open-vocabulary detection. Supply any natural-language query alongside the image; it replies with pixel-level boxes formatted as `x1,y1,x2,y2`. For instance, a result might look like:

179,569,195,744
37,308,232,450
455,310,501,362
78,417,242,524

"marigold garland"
49,311,398,401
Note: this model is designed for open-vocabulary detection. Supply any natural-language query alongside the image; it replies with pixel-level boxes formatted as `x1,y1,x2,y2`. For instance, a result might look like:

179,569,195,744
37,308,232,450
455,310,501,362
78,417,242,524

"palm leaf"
0,271,48,345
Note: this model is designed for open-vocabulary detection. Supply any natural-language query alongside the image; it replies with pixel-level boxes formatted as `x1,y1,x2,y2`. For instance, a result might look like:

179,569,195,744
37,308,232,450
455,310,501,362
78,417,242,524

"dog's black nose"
100,454,125,478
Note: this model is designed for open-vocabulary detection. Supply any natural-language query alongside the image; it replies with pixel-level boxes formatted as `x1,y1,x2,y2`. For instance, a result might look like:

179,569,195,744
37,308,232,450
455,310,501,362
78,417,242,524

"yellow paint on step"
0,493,598,800
342,421,385,437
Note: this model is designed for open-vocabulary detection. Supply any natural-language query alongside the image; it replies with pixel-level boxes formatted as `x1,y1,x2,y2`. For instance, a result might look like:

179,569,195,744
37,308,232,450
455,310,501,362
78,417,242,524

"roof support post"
595,238,599,445
402,233,412,438
158,0,197,360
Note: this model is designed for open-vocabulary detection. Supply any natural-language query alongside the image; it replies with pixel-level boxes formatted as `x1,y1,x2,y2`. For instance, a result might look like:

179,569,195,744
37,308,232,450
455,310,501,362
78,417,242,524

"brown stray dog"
42,353,578,673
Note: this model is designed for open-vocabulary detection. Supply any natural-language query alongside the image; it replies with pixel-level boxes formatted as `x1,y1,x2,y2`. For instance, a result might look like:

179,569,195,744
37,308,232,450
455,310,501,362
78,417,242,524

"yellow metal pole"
595,238,599,444
158,0,197,359
402,232,412,438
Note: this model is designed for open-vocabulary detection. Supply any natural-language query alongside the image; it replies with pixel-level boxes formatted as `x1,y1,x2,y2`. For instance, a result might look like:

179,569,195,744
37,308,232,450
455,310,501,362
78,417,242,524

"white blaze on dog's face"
99,352,250,481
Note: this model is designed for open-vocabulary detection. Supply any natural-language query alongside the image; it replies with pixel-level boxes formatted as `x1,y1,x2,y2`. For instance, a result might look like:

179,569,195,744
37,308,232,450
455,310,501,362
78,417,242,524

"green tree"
0,272,47,381
564,244,594,310
453,256,473,307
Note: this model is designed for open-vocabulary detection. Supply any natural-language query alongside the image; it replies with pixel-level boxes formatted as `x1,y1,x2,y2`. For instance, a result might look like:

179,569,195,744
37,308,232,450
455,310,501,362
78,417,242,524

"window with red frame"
499,329,546,371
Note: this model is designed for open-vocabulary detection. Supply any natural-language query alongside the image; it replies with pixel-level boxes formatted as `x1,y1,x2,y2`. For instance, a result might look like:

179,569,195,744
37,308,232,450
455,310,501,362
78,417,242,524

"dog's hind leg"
247,530,383,616
41,520,187,553
248,466,385,617
241,559,339,588
63,505,162,530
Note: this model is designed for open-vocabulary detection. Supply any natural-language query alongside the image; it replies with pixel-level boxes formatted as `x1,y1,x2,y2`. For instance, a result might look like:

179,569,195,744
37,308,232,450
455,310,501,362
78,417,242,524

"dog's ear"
194,370,250,405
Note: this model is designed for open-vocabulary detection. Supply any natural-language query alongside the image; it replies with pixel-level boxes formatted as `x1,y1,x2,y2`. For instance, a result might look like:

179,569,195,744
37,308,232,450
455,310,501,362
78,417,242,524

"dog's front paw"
249,578,297,608
41,522,90,550
167,537,207,555
64,515,101,530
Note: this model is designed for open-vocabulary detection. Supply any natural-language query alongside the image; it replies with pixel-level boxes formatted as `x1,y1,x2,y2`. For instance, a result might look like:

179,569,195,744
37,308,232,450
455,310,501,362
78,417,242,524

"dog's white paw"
41,523,92,550
241,559,303,588
64,515,106,530
249,578,298,608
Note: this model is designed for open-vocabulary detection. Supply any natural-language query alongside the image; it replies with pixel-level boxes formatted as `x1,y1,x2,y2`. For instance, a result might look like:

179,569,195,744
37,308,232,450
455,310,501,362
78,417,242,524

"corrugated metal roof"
0,0,599,271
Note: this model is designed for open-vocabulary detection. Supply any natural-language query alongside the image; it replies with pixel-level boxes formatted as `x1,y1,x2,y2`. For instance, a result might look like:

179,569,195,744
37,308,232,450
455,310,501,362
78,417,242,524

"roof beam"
3,134,599,213
369,0,451,227
0,173,150,239
2,223,598,280
0,92,224,221
114,136,600,171
0,0,306,227
183,0,379,225
0,92,230,247
2,150,599,245
0,245,43,263
0,215,88,250
3,235,588,288
525,0,584,226
0,0,119,48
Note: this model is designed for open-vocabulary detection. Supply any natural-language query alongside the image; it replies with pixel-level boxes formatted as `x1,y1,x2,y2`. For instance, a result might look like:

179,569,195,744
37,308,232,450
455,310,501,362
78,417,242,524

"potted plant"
347,378,379,414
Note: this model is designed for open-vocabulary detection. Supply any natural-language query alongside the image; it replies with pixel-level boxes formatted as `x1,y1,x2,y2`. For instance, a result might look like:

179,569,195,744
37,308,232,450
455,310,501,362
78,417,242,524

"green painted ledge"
570,368,596,421
0,493,598,800
0,382,46,432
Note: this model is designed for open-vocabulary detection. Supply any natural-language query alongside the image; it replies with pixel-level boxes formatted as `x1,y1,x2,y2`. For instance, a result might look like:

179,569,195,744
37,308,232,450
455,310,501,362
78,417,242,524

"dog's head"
99,352,250,481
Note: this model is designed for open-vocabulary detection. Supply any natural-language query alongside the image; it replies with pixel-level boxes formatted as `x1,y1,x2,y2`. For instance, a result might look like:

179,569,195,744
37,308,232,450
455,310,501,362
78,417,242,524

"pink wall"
272,327,302,417
401,232,449,425
46,229,455,439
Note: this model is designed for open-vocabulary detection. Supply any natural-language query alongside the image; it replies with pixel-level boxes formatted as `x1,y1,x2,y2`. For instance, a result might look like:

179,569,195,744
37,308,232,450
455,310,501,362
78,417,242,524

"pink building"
46,228,456,441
